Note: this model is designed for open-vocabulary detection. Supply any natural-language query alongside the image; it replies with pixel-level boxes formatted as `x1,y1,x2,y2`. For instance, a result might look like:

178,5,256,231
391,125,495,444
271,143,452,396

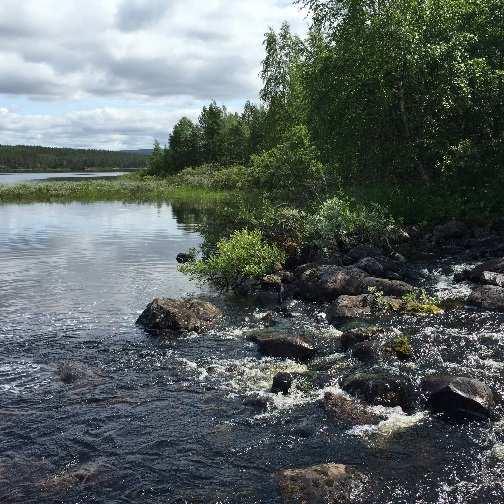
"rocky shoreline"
136,220,504,503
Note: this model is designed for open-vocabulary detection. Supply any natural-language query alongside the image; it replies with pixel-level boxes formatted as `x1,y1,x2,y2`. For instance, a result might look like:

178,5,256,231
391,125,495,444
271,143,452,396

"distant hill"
0,145,149,172
120,149,152,156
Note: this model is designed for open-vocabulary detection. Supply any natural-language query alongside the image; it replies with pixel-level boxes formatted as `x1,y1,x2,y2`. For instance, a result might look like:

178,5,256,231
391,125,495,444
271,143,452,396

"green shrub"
247,125,330,204
208,165,248,191
179,229,286,291
309,195,400,251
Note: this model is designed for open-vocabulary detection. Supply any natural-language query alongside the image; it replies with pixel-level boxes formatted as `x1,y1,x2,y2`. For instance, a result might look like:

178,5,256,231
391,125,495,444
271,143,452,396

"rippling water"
1,201,503,503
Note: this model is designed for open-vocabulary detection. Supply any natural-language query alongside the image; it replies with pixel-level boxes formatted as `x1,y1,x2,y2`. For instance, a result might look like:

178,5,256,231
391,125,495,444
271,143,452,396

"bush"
208,165,248,191
179,229,286,291
309,195,400,251
247,125,330,204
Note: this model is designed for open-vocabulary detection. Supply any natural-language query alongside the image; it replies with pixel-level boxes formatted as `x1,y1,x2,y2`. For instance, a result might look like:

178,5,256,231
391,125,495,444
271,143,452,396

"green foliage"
402,290,444,315
247,125,328,204
388,334,413,360
309,195,399,250
180,229,286,291
145,140,170,176
169,118,202,172
300,0,504,188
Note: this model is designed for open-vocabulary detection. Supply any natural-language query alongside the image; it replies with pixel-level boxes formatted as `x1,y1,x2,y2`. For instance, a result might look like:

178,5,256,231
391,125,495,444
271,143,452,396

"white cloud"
0,106,201,149
0,0,306,148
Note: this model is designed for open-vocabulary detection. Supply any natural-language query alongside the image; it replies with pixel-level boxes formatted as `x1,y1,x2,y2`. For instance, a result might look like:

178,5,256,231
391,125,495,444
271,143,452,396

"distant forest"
0,145,149,172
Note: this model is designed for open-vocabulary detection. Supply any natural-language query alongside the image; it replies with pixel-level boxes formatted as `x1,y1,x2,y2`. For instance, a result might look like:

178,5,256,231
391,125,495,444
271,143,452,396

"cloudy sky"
0,0,306,150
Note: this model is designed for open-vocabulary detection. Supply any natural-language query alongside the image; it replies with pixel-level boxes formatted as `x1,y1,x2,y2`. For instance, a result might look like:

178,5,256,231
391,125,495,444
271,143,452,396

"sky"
0,0,307,150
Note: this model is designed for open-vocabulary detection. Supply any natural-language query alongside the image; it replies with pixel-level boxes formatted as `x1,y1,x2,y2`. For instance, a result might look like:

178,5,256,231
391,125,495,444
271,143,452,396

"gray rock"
327,294,374,321
360,277,414,297
250,330,315,361
421,375,495,420
469,285,504,311
347,245,383,261
136,298,222,336
341,372,415,410
458,257,504,287
275,463,366,504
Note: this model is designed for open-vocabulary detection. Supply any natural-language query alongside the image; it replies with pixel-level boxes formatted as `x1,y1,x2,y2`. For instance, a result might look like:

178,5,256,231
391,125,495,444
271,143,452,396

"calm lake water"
0,171,127,184
0,200,503,503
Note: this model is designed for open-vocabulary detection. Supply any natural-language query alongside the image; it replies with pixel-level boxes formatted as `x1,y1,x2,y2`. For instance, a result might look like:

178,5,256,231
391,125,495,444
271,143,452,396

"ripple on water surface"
1,202,504,503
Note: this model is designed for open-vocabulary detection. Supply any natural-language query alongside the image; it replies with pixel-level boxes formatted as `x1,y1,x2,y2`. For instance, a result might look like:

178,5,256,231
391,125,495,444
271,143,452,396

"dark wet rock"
242,393,270,410
360,277,414,297
355,256,402,279
136,298,222,335
327,294,374,321
352,340,382,364
296,264,414,301
433,221,469,243
341,372,415,410
324,392,385,426
271,372,296,395
297,265,367,301
457,257,504,287
469,285,504,311
175,252,193,264
347,245,383,261
275,463,367,504
340,326,381,351
421,375,496,420
250,330,315,361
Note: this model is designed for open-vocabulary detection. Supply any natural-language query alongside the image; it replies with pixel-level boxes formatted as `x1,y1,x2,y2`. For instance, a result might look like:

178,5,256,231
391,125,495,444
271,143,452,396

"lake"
0,171,128,185
1,200,503,503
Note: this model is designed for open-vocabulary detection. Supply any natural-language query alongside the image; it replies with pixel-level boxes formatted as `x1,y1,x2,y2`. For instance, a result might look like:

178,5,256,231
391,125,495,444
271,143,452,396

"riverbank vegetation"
0,177,226,204
151,0,502,288
0,145,148,172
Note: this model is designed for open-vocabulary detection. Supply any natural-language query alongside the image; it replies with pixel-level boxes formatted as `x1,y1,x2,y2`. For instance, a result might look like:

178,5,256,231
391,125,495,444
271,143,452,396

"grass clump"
389,334,414,361
402,290,444,315
179,229,286,292
0,177,228,204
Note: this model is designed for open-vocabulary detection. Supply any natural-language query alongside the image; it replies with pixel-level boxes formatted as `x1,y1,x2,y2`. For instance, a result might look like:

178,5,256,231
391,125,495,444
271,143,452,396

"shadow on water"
0,200,503,503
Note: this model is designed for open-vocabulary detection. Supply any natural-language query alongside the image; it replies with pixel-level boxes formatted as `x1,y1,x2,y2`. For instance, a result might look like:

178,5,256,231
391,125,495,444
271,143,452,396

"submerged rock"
323,392,385,426
275,463,366,504
468,285,504,311
176,252,193,264
421,375,495,420
341,372,415,410
136,298,222,336
250,330,315,361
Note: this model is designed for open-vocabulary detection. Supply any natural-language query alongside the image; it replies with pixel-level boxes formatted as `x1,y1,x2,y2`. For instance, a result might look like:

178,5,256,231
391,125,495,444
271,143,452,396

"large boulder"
468,285,504,311
457,258,504,287
136,298,222,336
421,375,495,420
296,264,414,301
324,392,385,427
341,372,415,410
249,330,315,361
360,277,414,297
355,256,402,279
275,463,366,504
